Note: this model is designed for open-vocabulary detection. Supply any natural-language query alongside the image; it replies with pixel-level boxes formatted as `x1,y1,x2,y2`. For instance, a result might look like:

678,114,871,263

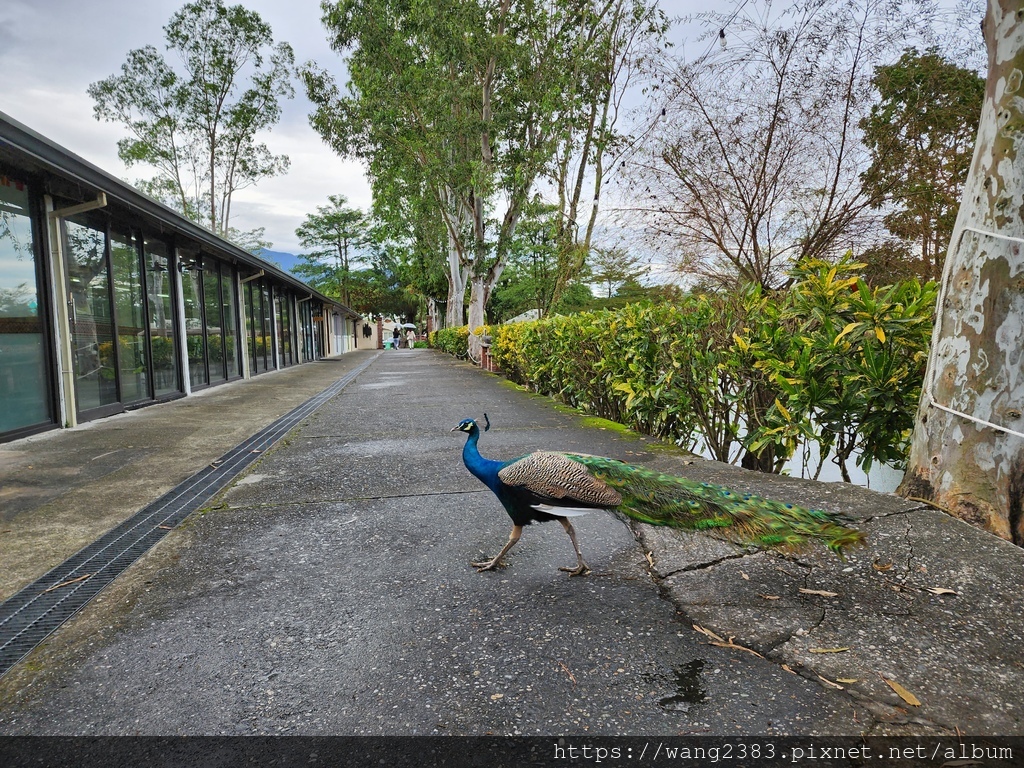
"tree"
899,0,1024,544
860,47,984,281
292,195,371,307
227,226,270,256
589,246,648,299
545,0,668,307
88,0,294,238
488,200,562,322
627,0,924,290
304,0,660,347
304,0,558,335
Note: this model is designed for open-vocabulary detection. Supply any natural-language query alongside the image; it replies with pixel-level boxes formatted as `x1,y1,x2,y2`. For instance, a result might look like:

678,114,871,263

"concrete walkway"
0,349,1020,739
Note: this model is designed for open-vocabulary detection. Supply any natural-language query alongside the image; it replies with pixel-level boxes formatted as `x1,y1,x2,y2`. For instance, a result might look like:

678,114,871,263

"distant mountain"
258,248,303,276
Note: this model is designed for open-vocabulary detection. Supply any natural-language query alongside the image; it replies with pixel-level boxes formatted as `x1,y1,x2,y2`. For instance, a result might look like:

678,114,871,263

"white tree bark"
900,0,1024,543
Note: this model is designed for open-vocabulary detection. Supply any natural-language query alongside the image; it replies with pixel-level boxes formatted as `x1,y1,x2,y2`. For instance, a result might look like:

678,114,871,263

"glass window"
180,251,206,388
260,284,272,371
65,216,118,414
144,237,179,397
0,175,51,434
203,259,226,382
277,290,292,367
299,302,311,362
111,226,148,403
245,282,256,373
220,268,239,379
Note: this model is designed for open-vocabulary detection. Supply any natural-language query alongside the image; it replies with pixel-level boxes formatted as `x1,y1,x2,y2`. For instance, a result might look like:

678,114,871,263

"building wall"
0,125,357,445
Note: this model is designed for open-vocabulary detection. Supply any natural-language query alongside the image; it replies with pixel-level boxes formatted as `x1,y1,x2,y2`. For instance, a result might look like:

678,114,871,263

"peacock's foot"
558,563,591,577
472,559,502,572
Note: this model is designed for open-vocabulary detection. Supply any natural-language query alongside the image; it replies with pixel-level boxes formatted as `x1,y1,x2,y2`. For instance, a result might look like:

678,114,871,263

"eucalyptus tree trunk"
441,187,469,328
899,0,1024,544
446,230,467,328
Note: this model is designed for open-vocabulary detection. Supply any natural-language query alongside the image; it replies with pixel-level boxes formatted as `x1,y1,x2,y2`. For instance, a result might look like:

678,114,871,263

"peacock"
452,415,864,576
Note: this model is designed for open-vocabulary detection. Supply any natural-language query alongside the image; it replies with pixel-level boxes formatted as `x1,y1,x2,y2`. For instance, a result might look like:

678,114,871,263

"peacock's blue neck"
462,428,504,490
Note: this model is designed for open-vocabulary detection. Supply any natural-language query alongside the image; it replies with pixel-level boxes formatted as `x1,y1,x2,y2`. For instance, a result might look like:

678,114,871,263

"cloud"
4,0,370,258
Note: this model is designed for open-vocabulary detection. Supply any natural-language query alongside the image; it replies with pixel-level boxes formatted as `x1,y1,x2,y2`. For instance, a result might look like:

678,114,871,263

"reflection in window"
221,269,239,379
260,285,272,371
65,216,117,413
180,252,206,388
277,290,292,367
145,238,178,396
111,226,147,403
246,282,257,372
0,175,51,433
203,260,225,382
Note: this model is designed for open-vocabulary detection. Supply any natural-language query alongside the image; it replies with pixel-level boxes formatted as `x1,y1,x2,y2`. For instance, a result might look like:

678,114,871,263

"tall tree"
88,0,294,238
305,0,555,335
303,0,655,346
293,195,370,307
628,0,927,290
900,0,1024,544
546,0,668,306
860,47,984,281
590,246,648,299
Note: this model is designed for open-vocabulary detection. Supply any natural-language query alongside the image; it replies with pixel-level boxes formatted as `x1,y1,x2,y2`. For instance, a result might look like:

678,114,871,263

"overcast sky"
1,0,709,256
1,0,979,258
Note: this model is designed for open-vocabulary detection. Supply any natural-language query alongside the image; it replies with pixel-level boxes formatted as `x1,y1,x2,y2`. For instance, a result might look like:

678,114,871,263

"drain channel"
0,353,379,679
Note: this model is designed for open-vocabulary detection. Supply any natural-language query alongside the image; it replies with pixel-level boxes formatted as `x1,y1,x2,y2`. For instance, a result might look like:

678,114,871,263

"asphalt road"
0,350,866,735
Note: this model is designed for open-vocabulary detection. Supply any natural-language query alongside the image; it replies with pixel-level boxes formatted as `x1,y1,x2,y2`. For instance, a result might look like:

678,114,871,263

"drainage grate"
0,353,379,679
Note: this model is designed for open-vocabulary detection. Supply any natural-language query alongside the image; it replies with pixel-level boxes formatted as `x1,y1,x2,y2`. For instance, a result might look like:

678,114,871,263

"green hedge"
429,326,470,357
480,258,936,480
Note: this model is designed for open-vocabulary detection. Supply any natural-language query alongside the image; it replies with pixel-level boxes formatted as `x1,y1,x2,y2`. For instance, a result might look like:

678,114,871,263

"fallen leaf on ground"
692,624,725,643
809,647,850,653
873,561,893,572
881,676,921,706
759,594,780,600
924,587,957,595
709,637,765,659
42,573,93,593
817,675,844,690
836,678,859,684
741,572,749,580
799,588,839,597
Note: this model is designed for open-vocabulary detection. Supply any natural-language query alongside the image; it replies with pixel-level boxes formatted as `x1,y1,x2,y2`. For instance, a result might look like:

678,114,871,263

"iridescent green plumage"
564,454,864,554
454,416,863,577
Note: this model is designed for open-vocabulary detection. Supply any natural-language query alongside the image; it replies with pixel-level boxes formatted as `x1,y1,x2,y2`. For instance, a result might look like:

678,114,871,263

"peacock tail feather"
563,454,865,554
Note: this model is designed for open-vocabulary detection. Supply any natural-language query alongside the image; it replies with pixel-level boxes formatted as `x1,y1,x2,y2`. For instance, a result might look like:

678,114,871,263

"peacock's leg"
557,518,590,576
472,525,523,572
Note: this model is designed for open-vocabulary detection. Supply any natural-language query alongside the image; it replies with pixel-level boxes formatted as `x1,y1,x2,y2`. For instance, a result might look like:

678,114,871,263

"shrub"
441,258,936,478
429,326,470,358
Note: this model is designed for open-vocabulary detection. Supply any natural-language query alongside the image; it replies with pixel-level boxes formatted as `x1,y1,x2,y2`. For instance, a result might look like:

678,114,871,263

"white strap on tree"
924,225,1024,441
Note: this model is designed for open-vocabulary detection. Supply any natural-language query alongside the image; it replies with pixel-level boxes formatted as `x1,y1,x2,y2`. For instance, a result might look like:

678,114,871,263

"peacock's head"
452,418,477,435
451,414,490,435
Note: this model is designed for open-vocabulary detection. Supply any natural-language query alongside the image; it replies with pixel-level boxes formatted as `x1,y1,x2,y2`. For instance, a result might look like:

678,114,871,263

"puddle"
657,659,707,712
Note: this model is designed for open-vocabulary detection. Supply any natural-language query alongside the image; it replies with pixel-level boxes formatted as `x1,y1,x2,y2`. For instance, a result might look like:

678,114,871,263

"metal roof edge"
0,111,361,319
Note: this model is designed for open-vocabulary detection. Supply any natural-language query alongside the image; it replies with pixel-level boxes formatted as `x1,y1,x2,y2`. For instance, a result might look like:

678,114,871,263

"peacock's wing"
563,454,864,554
497,452,623,512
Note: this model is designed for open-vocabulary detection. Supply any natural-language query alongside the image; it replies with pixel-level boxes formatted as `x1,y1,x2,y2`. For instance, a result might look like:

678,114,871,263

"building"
0,112,361,444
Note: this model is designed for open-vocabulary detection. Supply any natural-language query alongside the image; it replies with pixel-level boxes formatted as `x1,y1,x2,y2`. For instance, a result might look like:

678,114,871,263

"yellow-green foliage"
429,326,470,357
484,257,937,477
